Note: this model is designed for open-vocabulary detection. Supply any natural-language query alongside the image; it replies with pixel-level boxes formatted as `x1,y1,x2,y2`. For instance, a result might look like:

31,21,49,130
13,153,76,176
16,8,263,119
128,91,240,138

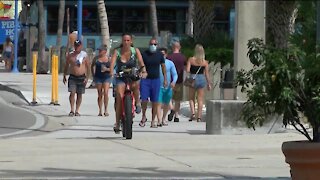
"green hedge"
181,47,233,67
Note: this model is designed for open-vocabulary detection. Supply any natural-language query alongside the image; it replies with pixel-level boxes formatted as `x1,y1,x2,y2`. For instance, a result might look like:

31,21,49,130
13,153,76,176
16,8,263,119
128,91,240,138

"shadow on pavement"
0,167,291,179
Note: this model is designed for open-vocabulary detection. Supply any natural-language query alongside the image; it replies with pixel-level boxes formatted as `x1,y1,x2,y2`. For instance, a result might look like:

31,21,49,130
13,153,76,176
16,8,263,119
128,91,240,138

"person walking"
2,37,13,71
109,33,146,132
63,40,90,116
139,38,167,128
186,44,212,122
156,47,178,126
91,44,112,116
167,41,186,122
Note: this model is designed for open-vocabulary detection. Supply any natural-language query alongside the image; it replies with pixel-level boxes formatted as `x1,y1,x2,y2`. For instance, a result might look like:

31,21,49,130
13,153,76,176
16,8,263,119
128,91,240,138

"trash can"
219,68,236,100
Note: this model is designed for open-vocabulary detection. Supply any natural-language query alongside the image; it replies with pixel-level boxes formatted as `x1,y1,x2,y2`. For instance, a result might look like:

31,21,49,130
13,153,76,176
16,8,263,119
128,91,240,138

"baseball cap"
74,40,82,47
97,44,108,51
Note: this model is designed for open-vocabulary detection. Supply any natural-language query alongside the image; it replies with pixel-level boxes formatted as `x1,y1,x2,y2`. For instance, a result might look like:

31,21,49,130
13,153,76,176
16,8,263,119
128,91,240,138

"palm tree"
56,0,65,51
193,0,215,42
37,0,46,73
149,0,158,38
97,0,110,51
266,0,298,49
186,0,194,37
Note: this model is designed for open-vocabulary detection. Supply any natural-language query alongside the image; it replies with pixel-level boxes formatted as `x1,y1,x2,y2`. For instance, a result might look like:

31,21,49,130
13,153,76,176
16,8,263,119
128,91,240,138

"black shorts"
68,74,86,94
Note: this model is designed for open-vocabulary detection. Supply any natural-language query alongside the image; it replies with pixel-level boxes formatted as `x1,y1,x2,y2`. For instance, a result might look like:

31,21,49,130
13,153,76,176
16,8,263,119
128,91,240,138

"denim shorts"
68,74,86,94
94,75,112,84
193,74,207,89
158,87,172,105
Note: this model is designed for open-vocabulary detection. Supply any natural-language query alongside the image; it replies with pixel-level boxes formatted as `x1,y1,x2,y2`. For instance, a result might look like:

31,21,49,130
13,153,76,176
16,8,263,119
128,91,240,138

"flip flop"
75,112,81,116
98,113,102,116
68,112,74,117
139,118,147,127
104,112,109,116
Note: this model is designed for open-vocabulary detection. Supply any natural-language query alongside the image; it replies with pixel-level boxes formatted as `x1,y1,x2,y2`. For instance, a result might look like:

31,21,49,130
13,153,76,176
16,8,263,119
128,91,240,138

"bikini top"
116,47,137,73
190,64,205,74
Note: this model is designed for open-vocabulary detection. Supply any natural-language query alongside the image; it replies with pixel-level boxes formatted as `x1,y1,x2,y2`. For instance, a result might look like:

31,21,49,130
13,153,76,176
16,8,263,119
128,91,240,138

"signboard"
0,19,19,44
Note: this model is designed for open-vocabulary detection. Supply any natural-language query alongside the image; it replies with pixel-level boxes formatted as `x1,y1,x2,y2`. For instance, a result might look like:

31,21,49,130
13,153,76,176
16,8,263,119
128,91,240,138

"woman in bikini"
91,44,112,116
110,33,147,132
186,44,212,122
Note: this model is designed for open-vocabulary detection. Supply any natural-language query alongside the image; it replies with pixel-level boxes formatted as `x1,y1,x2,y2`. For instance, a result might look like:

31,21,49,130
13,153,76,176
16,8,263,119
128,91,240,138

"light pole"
77,0,82,40
12,0,19,73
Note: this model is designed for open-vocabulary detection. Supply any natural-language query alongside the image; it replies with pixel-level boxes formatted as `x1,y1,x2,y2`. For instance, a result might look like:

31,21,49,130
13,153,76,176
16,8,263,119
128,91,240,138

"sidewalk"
0,69,306,179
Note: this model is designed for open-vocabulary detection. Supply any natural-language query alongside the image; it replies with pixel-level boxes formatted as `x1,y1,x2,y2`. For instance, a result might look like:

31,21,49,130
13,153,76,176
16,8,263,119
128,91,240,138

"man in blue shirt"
157,47,178,126
139,38,167,128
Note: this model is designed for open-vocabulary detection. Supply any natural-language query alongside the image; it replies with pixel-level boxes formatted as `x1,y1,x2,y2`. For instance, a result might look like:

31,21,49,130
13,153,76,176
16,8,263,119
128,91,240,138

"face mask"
149,45,157,52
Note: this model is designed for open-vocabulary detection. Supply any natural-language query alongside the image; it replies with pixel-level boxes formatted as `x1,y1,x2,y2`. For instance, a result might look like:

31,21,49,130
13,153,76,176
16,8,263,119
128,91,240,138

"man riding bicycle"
110,33,147,133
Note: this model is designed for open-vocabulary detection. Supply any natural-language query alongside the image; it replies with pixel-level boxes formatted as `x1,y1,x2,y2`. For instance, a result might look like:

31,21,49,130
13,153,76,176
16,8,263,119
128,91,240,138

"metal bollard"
31,53,37,105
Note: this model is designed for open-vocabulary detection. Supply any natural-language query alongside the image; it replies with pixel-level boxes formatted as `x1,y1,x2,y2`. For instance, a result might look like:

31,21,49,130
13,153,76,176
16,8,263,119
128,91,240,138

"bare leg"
116,84,125,126
69,92,76,113
174,100,181,118
132,81,141,113
96,84,103,115
157,103,162,123
75,93,82,113
189,87,196,120
103,83,110,115
196,88,205,121
141,101,148,121
151,102,158,125
162,104,170,125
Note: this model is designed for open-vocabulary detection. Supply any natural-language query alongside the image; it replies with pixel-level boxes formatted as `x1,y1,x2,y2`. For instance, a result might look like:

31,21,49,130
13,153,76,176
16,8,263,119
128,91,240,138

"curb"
0,83,30,105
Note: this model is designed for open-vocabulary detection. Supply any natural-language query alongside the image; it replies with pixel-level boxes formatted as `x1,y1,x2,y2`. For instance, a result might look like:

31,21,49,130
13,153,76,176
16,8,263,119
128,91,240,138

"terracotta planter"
282,141,320,180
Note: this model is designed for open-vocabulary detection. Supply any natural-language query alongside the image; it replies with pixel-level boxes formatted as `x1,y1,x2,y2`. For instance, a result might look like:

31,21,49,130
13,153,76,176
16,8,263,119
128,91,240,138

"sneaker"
168,110,175,121
135,104,141,114
174,117,179,122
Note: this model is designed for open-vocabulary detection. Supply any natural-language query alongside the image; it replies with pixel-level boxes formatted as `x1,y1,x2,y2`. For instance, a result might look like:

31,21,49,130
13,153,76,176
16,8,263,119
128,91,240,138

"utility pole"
77,0,82,40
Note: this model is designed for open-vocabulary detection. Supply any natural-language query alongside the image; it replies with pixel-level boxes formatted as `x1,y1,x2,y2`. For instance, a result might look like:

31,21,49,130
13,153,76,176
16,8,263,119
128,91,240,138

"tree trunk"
149,0,158,38
97,0,110,52
266,0,298,49
193,0,215,42
186,0,194,37
56,0,65,51
37,0,46,73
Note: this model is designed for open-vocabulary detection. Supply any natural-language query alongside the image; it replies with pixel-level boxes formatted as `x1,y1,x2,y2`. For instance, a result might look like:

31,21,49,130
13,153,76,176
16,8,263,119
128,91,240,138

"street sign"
0,19,20,44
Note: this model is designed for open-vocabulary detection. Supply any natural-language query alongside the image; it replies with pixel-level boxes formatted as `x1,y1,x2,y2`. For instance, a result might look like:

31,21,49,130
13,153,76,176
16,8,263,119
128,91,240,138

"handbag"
184,66,202,88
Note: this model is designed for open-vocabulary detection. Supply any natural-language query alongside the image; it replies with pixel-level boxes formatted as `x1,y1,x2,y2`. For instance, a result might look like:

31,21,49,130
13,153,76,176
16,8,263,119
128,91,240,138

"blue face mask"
149,45,157,52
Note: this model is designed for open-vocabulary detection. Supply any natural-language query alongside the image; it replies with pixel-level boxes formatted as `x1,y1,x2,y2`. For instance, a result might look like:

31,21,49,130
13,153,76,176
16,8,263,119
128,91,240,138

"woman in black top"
186,44,212,122
91,45,112,116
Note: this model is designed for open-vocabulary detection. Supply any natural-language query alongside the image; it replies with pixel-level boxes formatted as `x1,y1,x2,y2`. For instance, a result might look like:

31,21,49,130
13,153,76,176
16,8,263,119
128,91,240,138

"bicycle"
114,66,144,139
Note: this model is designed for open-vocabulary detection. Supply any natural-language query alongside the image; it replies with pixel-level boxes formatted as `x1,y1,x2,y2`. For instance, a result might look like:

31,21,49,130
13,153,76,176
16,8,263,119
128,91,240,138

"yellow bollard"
31,53,37,105
54,55,59,105
50,55,55,104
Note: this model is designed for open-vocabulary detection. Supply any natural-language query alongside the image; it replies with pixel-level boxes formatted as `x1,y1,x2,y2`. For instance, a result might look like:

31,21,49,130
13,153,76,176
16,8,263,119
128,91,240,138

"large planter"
282,141,320,180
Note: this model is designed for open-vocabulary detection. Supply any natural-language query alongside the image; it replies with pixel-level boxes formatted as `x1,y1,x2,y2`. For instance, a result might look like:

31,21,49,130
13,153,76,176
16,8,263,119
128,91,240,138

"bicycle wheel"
121,119,126,137
124,94,133,139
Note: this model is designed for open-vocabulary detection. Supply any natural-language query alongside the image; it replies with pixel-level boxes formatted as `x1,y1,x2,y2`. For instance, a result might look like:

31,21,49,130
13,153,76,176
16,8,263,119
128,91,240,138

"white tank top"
4,45,12,52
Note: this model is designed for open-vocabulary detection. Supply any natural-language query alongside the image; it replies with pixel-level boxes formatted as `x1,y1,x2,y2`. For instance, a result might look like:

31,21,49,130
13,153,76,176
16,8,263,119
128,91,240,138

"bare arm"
85,57,90,80
63,55,71,84
186,57,192,73
135,48,146,72
110,49,118,76
91,56,97,78
204,60,212,90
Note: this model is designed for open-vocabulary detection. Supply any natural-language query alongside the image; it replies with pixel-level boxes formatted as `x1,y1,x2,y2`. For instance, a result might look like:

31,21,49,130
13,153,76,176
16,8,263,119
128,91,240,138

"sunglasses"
150,43,157,46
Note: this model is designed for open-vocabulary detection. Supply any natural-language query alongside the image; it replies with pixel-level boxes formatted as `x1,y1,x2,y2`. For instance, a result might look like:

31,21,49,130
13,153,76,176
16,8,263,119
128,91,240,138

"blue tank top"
95,60,111,78
116,47,137,73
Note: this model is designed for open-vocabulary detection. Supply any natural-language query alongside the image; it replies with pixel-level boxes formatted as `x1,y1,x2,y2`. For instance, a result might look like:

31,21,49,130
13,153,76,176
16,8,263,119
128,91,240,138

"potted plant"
236,37,320,179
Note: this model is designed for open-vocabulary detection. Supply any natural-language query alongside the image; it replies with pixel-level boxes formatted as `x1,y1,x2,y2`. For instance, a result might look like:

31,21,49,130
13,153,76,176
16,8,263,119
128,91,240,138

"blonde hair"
194,44,205,63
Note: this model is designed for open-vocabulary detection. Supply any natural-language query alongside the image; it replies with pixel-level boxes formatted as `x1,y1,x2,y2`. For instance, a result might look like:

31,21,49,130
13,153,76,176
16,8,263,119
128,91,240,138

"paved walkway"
0,66,306,179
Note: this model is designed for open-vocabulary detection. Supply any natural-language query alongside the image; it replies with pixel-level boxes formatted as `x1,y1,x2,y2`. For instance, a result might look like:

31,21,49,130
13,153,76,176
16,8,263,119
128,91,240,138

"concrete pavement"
0,67,306,179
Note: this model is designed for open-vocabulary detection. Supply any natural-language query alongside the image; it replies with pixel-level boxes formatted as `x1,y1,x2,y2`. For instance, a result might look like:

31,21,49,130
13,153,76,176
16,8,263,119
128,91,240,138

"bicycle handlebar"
116,66,145,79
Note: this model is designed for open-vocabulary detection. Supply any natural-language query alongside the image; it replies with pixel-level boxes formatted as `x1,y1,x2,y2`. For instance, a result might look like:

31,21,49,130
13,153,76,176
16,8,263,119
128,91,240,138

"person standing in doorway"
91,44,112,116
156,47,178,126
2,37,13,71
63,40,90,116
167,41,186,122
186,44,212,122
139,38,167,128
